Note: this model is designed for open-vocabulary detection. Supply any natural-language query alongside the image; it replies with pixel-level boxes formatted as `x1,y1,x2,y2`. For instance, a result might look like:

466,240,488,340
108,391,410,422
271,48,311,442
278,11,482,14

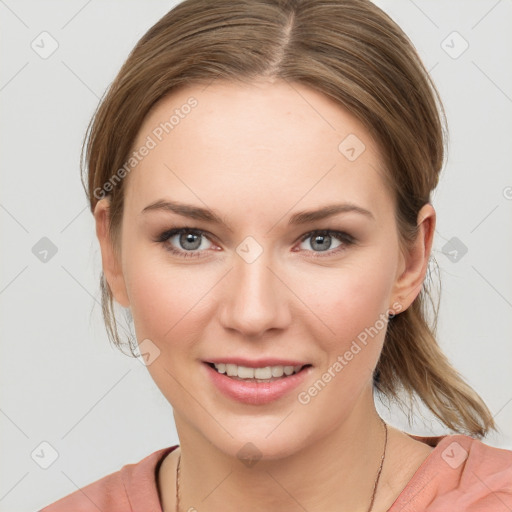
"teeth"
254,367,271,379
213,363,304,379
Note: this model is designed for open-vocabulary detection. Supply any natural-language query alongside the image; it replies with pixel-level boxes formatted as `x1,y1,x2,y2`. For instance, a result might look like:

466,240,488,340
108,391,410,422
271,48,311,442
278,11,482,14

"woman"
40,0,512,510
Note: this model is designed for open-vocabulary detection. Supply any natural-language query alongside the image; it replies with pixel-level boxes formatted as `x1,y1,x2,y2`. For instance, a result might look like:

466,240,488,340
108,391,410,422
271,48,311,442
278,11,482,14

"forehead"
125,79,393,224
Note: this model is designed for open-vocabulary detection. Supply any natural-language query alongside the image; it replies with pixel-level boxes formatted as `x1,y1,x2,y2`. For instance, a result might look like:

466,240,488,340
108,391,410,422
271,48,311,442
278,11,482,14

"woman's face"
97,79,420,460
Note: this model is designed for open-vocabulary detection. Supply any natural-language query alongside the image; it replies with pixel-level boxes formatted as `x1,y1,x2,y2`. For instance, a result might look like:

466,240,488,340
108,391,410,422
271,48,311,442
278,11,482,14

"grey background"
1,1,511,510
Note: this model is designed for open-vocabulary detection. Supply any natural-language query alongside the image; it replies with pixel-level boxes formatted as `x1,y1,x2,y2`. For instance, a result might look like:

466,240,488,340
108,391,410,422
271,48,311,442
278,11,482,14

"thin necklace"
175,419,388,512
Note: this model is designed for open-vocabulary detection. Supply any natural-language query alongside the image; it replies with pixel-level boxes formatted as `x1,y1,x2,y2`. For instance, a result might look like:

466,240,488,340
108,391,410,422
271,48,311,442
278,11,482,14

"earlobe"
94,198,130,308
391,204,436,312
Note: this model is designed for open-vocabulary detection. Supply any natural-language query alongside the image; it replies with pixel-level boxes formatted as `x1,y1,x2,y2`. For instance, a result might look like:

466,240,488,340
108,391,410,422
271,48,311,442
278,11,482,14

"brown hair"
82,0,495,437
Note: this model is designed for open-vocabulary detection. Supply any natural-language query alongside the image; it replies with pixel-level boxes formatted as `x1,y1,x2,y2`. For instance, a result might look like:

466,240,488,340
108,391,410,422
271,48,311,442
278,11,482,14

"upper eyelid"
159,227,354,248
163,227,217,243
298,229,354,241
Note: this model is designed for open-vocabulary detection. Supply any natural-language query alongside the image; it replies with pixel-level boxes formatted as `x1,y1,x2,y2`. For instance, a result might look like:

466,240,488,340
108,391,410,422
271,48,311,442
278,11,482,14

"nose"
219,247,291,338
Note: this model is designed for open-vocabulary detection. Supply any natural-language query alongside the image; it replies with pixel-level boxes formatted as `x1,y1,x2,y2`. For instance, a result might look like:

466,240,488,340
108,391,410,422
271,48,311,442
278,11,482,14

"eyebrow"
141,199,374,230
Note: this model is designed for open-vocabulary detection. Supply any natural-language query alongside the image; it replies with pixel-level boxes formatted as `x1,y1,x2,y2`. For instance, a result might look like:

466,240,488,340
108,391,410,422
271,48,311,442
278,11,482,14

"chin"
200,415,317,463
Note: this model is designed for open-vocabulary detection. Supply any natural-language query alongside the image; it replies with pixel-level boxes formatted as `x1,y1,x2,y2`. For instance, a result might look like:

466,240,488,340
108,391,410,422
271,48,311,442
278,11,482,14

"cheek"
292,257,397,414
123,243,224,356
130,272,197,342
122,241,198,342
300,255,397,351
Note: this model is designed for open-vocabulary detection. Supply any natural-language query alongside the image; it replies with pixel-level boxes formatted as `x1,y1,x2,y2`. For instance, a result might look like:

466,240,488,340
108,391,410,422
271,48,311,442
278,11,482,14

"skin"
95,79,436,512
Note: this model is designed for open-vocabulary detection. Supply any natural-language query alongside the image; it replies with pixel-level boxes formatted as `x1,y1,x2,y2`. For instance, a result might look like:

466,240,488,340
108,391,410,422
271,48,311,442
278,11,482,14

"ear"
391,203,436,312
94,198,130,308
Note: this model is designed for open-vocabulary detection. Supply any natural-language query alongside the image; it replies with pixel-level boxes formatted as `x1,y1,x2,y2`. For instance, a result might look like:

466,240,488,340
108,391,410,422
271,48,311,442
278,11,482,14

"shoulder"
38,445,179,512
389,434,512,511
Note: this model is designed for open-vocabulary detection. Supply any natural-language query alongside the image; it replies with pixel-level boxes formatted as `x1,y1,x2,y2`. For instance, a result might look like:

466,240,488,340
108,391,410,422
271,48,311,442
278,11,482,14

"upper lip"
204,357,311,368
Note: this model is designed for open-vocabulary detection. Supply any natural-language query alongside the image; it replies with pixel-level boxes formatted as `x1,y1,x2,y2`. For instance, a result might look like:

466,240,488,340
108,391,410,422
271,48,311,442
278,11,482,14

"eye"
155,227,356,259
156,227,216,258
296,230,355,257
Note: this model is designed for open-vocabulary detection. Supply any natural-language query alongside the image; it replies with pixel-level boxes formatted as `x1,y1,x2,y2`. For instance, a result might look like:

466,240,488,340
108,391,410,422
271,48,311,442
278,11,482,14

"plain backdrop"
1,1,511,510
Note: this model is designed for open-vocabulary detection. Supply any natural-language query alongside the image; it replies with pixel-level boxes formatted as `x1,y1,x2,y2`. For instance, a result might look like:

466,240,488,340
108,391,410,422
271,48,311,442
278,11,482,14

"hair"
81,0,496,437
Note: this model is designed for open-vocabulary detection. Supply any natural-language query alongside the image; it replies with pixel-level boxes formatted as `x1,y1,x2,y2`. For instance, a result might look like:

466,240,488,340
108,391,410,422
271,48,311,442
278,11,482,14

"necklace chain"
175,419,388,512
367,419,388,512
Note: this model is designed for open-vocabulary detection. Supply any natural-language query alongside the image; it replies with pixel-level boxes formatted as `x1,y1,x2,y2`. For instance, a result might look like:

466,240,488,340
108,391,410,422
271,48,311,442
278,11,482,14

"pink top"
39,434,512,511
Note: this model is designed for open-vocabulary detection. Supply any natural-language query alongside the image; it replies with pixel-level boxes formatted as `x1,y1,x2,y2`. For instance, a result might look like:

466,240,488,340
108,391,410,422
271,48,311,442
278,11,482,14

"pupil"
181,232,201,250
313,234,330,251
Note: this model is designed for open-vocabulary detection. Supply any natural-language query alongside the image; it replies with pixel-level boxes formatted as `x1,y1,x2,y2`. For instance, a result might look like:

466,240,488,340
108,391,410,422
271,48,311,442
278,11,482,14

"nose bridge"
220,236,289,336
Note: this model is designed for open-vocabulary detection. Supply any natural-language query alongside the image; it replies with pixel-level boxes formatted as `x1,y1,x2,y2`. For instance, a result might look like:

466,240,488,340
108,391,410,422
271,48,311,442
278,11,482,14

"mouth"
203,360,313,405
205,361,313,383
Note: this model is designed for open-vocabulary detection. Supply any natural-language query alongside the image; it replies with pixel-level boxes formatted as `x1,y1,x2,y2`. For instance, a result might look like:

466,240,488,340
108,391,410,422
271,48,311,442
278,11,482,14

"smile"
203,361,313,405
208,362,307,382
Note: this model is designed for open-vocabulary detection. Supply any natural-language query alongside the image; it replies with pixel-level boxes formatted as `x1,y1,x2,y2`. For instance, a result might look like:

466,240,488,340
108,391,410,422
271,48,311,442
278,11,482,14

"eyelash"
155,226,356,260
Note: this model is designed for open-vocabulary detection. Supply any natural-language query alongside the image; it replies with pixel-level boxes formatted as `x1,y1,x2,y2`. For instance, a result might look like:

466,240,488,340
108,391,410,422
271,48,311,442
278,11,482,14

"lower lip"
203,362,312,405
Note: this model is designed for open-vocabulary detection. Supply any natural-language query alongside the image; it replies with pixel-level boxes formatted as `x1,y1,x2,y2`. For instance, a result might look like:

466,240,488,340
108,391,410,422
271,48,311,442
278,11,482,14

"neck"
168,390,389,512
